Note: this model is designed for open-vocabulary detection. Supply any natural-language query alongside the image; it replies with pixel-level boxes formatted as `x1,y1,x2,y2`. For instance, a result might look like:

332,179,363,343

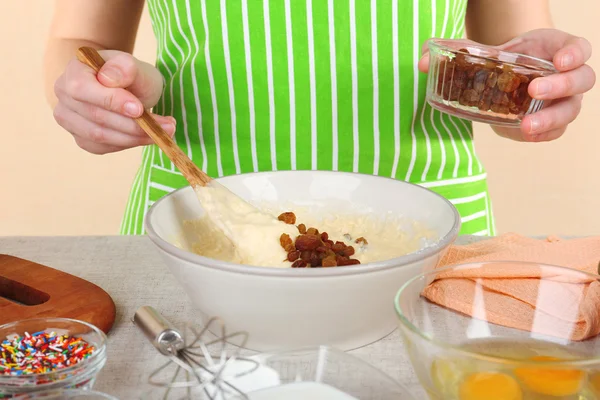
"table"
0,235,485,399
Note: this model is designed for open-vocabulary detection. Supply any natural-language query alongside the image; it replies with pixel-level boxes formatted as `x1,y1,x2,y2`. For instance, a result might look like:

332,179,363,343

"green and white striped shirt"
121,0,495,236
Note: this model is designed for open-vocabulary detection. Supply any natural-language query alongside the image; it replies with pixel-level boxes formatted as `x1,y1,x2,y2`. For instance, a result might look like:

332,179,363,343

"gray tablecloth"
0,235,485,399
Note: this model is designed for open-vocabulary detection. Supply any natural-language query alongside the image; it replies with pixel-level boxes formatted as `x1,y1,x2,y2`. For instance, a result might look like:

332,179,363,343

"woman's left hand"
419,29,596,142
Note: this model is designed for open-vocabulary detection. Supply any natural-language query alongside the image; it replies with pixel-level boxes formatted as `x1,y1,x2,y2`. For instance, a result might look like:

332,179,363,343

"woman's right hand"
53,49,176,155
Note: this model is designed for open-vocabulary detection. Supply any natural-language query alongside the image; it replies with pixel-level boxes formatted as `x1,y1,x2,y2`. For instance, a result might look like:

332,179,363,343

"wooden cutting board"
0,254,116,334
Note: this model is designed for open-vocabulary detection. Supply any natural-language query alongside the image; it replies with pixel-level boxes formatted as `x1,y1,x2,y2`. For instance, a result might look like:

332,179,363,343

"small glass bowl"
395,261,600,400
0,318,107,397
426,39,557,126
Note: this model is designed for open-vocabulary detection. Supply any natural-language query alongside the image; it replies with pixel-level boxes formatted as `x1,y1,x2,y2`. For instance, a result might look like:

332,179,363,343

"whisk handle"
133,306,185,355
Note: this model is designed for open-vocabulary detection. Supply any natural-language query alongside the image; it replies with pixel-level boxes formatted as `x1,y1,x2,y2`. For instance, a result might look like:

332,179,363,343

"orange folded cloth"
422,233,600,341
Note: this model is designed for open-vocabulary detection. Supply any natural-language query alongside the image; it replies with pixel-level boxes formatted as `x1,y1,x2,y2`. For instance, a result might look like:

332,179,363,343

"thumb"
495,36,527,53
418,52,430,73
95,50,164,109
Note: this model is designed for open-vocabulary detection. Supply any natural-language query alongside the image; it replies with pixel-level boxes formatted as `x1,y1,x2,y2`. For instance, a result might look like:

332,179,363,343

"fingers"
553,36,593,72
520,95,582,140
52,50,174,156
523,127,567,143
418,53,430,73
59,95,175,137
54,103,156,153
530,65,596,100
96,50,165,108
63,59,144,118
72,137,130,156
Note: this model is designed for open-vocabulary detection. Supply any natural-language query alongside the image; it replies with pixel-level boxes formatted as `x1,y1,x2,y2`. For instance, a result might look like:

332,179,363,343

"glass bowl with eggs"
395,261,600,400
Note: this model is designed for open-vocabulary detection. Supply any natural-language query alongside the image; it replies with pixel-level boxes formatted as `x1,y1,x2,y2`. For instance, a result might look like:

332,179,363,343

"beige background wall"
1,1,598,237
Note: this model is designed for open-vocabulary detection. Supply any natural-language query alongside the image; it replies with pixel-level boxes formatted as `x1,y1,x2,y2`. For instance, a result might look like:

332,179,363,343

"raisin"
300,250,312,261
492,89,509,106
490,103,510,114
287,251,300,262
297,224,307,234
324,241,333,249
320,249,335,259
518,74,530,84
511,82,529,108
508,102,521,115
332,242,346,253
443,84,462,102
473,69,488,93
484,60,498,70
284,243,295,253
320,232,329,241
355,237,368,245
452,68,468,89
478,87,493,111
466,66,479,80
322,255,337,267
346,259,361,265
280,233,292,250
291,260,308,268
497,71,520,92
486,71,498,88
315,246,328,253
306,227,319,236
465,77,473,91
459,89,480,107
295,234,322,251
336,255,350,266
309,252,321,267
341,246,355,257
278,212,296,225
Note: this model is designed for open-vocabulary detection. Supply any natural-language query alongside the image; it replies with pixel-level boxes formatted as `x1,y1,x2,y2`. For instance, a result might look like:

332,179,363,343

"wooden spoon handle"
76,47,211,188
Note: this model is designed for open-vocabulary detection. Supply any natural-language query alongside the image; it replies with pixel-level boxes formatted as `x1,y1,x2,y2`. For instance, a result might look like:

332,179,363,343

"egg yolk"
459,372,523,400
591,372,600,395
514,355,585,397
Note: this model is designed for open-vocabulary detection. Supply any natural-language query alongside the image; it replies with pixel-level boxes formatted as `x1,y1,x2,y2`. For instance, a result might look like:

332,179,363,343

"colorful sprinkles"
0,331,95,376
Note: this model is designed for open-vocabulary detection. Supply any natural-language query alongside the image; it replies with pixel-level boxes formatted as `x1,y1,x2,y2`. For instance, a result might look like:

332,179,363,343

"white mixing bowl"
145,171,460,351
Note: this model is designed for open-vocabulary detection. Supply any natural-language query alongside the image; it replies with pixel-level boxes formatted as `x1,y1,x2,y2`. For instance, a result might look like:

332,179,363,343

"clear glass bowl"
395,261,600,400
245,346,417,399
426,39,557,126
140,346,416,399
0,318,107,397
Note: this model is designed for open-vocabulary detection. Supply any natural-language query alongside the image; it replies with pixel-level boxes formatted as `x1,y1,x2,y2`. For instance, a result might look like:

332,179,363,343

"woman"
44,0,595,236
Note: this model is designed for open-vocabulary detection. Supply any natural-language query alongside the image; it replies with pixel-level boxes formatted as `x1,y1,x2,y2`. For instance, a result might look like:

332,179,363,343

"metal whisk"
133,306,260,400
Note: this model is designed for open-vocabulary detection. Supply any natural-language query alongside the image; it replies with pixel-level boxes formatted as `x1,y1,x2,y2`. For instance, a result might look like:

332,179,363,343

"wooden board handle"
76,47,211,188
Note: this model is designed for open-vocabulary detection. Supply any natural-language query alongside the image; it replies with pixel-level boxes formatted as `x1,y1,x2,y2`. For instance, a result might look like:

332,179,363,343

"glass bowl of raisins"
426,39,557,126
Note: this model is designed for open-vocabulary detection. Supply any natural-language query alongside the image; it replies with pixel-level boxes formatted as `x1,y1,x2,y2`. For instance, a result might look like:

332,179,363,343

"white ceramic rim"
145,170,461,277
394,260,600,367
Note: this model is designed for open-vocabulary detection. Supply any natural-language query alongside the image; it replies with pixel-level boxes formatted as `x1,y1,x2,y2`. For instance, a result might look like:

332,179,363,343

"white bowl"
145,171,460,351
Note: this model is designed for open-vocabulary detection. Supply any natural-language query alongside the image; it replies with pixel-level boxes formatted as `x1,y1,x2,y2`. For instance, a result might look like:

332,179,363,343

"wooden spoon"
76,47,211,188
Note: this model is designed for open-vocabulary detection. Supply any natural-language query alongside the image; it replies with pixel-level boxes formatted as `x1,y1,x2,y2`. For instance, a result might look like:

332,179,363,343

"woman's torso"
121,0,494,236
